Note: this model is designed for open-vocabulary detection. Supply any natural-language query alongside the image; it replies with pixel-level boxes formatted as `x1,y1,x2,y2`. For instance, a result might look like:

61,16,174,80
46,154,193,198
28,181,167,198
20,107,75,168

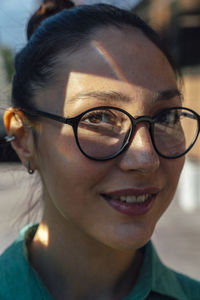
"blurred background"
0,0,200,280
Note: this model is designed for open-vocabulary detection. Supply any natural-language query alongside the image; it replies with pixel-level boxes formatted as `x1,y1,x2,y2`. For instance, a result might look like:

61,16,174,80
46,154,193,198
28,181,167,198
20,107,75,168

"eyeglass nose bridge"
133,115,154,126
126,115,155,145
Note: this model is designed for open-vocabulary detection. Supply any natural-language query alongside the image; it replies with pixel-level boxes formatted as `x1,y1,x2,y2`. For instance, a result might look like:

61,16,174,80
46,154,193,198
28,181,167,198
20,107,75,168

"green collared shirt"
0,224,200,299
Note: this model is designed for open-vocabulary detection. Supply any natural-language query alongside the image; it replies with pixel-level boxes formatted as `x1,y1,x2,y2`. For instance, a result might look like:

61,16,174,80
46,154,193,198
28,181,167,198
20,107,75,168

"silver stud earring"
4,135,15,142
26,161,34,175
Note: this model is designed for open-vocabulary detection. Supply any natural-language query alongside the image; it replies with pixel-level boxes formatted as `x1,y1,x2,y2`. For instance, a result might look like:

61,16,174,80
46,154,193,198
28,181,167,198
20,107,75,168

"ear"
4,108,36,169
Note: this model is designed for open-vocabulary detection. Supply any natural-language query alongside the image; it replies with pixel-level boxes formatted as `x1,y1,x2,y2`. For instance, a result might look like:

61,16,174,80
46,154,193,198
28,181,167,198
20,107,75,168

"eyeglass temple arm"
182,112,194,119
24,109,73,125
181,112,200,136
182,112,200,121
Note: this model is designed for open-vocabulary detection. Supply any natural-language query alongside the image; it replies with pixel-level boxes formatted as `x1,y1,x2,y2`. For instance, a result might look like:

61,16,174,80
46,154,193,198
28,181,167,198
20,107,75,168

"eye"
82,110,116,125
79,108,129,137
156,109,181,126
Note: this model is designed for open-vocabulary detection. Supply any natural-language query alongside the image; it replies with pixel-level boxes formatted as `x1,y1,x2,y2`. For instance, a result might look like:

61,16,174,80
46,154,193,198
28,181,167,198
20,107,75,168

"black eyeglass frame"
22,106,200,161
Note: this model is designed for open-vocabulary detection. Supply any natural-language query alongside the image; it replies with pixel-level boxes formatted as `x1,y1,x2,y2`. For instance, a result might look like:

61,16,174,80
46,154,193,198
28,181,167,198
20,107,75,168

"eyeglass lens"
77,109,131,159
76,108,199,160
153,108,198,157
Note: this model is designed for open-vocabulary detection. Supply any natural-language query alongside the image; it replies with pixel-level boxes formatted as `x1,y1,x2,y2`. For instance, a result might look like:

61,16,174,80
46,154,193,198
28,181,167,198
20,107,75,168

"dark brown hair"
27,0,74,40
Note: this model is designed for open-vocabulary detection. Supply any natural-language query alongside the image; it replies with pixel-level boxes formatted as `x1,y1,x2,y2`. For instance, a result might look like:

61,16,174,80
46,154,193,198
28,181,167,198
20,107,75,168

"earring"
4,135,15,142
26,161,34,175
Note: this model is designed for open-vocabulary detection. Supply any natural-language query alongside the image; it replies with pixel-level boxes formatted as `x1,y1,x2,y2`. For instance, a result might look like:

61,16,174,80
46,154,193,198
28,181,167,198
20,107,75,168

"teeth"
118,194,150,203
103,193,152,203
120,196,127,202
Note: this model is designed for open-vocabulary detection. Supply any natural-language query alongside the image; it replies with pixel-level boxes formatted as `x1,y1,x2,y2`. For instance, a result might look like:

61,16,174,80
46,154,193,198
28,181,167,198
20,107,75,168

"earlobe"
3,108,36,165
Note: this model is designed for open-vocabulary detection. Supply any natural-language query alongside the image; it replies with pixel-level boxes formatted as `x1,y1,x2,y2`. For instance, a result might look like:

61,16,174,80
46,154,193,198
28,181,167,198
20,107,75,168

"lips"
101,188,160,216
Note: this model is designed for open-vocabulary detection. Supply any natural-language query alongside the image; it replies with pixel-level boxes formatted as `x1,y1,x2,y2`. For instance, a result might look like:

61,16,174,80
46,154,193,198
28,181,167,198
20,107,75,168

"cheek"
144,158,185,237
36,129,110,207
162,156,185,204
166,157,184,184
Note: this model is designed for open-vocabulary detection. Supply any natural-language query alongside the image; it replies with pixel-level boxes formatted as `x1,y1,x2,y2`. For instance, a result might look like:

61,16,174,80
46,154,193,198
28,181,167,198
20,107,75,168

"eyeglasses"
24,106,200,161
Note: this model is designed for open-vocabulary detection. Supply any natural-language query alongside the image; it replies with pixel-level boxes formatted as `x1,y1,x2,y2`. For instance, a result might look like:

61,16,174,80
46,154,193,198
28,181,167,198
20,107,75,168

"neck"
29,213,143,300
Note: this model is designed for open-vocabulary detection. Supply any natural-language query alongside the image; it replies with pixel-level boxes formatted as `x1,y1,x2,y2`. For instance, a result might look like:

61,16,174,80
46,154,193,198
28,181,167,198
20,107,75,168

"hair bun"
27,0,75,40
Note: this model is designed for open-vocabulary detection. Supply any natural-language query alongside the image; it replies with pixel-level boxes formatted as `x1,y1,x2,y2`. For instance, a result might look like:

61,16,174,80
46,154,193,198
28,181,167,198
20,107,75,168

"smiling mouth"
101,193,155,204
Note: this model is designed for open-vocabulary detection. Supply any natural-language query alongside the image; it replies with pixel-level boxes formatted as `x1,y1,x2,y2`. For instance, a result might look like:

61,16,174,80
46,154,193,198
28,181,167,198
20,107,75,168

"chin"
101,226,154,252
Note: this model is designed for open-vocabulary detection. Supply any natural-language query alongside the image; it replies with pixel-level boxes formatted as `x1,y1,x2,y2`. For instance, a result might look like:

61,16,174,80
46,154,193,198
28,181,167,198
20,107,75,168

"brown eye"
82,110,115,125
157,110,181,127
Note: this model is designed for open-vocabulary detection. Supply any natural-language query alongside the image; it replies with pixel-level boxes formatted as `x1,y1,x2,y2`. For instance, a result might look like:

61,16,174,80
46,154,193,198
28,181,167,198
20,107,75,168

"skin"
5,26,184,300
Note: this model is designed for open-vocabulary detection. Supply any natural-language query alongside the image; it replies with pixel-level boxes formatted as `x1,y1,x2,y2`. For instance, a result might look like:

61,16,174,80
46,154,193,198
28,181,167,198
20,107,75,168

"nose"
118,123,160,173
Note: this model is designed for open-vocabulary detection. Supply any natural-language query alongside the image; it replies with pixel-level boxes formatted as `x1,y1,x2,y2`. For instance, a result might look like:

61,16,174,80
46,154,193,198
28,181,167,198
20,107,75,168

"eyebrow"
68,91,130,103
67,88,182,104
152,89,183,103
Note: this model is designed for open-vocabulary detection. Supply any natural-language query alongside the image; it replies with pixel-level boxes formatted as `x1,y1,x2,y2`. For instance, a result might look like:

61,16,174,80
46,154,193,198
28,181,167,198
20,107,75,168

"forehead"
59,26,176,92
36,26,178,112
65,26,176,85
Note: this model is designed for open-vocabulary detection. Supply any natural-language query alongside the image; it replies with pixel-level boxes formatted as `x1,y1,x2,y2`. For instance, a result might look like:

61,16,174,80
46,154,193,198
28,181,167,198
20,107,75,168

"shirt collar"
125,241,188,300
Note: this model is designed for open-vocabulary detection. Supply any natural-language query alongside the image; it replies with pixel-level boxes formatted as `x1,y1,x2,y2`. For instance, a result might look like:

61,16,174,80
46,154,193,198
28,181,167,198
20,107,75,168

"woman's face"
34,27,184,250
